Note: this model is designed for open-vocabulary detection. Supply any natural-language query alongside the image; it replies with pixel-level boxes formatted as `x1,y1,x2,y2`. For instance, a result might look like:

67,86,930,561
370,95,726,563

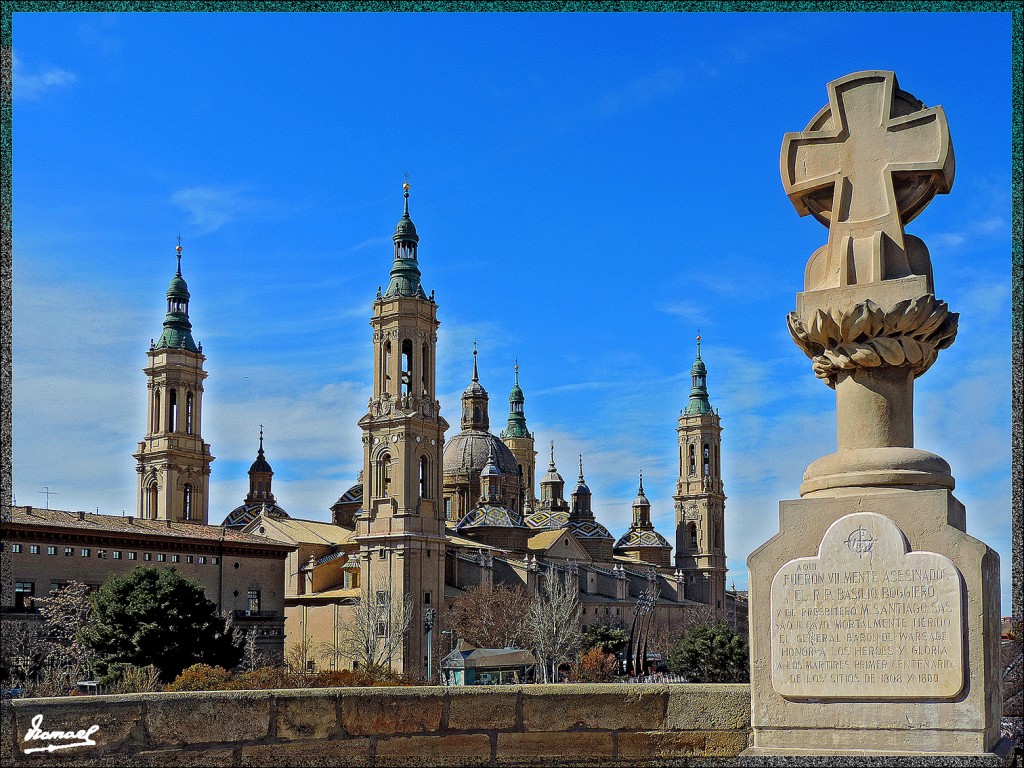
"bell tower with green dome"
500,361,537,511
133,241,214,523
356,182,448,681
673,335,727,615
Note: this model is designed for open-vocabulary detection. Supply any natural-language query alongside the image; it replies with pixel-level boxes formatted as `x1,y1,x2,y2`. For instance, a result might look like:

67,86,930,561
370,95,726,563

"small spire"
258,424,265,454
472,341,479,382
403,174,411,218
175,235,183,276
696,331,702,360
514,358,519,386
638,469,644,494
578,454,585,483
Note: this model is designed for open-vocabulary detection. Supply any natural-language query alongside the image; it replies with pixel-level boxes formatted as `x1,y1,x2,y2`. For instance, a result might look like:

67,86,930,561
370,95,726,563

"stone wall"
2,684,750,766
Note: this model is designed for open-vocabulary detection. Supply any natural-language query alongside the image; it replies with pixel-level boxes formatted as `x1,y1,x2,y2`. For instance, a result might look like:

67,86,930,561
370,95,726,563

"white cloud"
597,67,689,118
170,185,266,235
13,51,77,101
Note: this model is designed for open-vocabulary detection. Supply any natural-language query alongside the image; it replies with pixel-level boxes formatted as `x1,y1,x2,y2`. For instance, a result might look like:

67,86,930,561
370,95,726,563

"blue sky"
11,11,1014,609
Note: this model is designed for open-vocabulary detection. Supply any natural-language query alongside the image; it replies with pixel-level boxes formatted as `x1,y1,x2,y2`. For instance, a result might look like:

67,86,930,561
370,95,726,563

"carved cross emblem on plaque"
781,71,954,290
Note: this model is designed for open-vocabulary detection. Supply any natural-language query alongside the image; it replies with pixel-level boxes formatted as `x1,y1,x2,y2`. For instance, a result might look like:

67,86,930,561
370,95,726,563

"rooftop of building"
6,506,295,552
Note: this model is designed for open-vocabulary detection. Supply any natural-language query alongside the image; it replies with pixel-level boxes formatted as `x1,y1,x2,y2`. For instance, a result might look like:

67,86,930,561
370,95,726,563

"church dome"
393,215,419,243
456,503,527,531
166,273,190,300
566,519,613,540
249,452,272,474
443,431,519,477
614,528,671,550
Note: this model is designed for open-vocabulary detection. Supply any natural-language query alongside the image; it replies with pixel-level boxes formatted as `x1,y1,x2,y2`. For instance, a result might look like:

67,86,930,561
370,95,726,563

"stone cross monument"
745,71,1002,757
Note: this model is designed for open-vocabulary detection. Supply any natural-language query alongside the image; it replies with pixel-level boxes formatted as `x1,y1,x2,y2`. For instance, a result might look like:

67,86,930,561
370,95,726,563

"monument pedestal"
745,489,1001,756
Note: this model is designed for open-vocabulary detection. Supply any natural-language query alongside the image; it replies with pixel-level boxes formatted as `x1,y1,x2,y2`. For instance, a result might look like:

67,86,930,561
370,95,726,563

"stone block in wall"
136,747,237,766
375,734,492,766
446,688,518,731
340,688,443,736
495,732,614,764
273,690,339,741
241,738,371,767
521,685,666,731
145,691,271,746
617,730,748,760
13,699,145,757
664,684,749,731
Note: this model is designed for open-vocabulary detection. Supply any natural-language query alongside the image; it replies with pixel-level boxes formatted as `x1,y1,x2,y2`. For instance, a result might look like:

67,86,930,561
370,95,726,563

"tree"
332,577,413,673
446,584,534,649
570,647,619,683
666,622,749,683
581,623,629,656
80,567,242,683
527,568,582,683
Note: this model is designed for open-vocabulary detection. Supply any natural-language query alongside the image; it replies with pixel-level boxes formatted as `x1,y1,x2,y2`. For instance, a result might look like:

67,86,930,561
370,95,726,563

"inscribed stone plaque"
770,512,963,699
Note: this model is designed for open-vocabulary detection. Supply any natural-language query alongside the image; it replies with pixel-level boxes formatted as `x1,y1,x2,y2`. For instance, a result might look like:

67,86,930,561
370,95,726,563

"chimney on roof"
166,519,171,528
25,506,32,515
126,516,133,525
78,511,85,520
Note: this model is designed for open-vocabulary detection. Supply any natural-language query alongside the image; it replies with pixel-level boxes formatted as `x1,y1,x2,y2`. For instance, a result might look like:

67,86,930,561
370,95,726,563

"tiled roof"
6,507,293,551
246,516,356,546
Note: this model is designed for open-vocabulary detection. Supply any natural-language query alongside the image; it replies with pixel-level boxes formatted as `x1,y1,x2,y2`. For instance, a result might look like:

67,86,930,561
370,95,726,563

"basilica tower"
133,242,214,523
673,336,727,614
500,361,537,512
356,183,449,680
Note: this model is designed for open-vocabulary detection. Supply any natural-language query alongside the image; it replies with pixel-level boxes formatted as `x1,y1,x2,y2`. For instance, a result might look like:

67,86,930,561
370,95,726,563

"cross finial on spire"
175,235,183,276
472,341,479,382
258,423,264,453
578,454,585,482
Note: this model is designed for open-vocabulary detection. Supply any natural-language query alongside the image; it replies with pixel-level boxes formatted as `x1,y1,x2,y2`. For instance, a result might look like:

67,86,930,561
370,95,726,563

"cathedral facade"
241,185,739,680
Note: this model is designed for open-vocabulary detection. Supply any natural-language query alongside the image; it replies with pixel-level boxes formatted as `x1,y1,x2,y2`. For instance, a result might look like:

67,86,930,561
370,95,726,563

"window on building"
143,553,152,561
80,548,90,557
46,546,56,556
97,550,107,559
157,553,166,562
401,338,413,396
145,483,158,520
689,523,698,550
112,551,121,560
419,456,429,499
185,392,194,435
50,582,62,594
381,341,392,393
211,557,219,565
14,582,34,610
186,555,194,564
169,388,178,432
703,443,711,476
376,454,392,499
247,590,261,614
376,590,389,606
689,444,696,476
375,621,388,638
153,390,161,432
421,342,429,394
198,556,206,565
444,497,452,520
171,554,179,563
424,591,431,605
29,545,40,555
183,485,193,521
128,552,137,561
64,547,73,557
11,544,21,553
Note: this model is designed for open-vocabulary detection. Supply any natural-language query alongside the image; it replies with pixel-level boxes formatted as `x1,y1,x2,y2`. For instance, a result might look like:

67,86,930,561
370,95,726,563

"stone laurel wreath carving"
787,295,958,387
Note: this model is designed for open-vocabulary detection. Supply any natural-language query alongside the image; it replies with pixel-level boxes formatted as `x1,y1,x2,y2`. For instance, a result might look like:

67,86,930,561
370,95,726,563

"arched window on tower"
377,454,392,499
401,339,413,396
473,406,481,423
689,523,698,550
169,389,178,432
715,444,720,479
421,343,429,395
145,482,158,519
153,391,161,433
183,484,193,521
689,444,696,477
185,392,194,435
419,456,429,499
381,341,392,394
703,443,710,476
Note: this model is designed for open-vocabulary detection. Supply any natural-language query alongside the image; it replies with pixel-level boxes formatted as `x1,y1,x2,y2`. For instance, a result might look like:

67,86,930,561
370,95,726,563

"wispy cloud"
597,67,690,118
13,51,77,101
170,185,267,235
343,236,392,254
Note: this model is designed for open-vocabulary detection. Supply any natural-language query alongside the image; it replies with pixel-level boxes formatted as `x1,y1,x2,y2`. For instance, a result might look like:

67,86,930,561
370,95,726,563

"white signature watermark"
21,713,100,754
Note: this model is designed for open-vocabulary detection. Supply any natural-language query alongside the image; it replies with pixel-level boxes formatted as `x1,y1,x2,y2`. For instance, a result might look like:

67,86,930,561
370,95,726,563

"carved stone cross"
781,71,953,291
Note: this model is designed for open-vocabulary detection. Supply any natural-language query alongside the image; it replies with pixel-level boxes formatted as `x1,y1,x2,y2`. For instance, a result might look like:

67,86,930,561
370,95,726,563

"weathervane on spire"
175,235,183,275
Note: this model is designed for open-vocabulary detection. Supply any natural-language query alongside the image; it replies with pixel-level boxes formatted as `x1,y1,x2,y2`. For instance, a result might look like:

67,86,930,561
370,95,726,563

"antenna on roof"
38,486,58,509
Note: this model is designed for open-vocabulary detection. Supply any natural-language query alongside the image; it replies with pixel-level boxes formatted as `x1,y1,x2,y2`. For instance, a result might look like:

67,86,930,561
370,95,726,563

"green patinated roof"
683,338,711,415
383,186,427,299
156,257,198,353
